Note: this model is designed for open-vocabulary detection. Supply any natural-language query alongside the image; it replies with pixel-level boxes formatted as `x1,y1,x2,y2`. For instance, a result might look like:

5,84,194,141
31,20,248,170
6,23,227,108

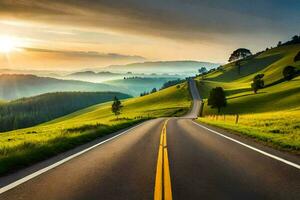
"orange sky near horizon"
0,0,298,71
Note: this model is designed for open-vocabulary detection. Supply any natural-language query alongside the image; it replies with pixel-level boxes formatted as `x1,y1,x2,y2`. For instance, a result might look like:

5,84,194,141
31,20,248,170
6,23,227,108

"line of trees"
0,92,130,132
140,87,158,96
160,79,185,90
140,79,184,97
278,35,300,47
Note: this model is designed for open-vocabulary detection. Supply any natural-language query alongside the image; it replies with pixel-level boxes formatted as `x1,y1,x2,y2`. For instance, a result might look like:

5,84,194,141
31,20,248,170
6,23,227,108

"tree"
292,35,299,41
151,88,157,93
277,41,282,47
111,96,123,118
251,74,264,93
217,65,225,72
283,66,297,81
198,67,207,74
207,87,227,113
228,48,252,62
294,51,300,62
140,91,149,96
160,79,184,90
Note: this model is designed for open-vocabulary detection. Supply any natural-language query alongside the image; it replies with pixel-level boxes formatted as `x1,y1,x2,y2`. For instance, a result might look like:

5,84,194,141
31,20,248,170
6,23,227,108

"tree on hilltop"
198,67,207,75
277,41,282,47
228,48,252,62
292,35,299,41
151,88,157,93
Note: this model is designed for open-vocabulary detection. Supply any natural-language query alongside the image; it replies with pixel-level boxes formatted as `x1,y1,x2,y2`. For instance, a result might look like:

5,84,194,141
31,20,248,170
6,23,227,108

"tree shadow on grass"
227,91,267,100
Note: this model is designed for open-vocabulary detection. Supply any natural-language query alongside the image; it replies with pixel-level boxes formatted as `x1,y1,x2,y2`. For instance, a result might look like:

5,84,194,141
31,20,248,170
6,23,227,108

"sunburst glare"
0,36,18,53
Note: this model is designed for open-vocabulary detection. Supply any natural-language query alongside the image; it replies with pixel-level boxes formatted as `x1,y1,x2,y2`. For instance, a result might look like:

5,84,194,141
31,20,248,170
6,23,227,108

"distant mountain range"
0,68,67,77
0,60,219,100
69,71,121,76
0,74,122,100
103,60,219,75
65,71,125,82
0,74,179,100
0,60,219,78
65,70,181,83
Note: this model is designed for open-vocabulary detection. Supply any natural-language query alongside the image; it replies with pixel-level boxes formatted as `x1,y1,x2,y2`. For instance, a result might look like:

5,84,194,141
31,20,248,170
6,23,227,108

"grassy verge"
197,110,300,153
0,83,191,175
0,119,145,174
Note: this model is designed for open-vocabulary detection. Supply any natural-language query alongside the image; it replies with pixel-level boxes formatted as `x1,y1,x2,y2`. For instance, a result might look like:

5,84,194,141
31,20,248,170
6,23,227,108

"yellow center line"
154,119,172,200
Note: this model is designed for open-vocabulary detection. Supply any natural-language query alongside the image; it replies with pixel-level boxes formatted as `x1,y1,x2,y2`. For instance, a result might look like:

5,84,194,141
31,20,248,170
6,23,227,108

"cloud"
22,47,146,61
0,0,299,43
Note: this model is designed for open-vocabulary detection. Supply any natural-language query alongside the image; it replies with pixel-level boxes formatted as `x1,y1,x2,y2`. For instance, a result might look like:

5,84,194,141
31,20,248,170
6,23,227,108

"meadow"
0,83,191,174
198,110,300,152
196,44,300,152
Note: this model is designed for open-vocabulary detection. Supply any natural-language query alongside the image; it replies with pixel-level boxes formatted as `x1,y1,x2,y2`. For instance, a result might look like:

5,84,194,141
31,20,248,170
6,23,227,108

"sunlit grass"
197,110,300,152
194,45,300,153
200,44,300,85
0,83,191,174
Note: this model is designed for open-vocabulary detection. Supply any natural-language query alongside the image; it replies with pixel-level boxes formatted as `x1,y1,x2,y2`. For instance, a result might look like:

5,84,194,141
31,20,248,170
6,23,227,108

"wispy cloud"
0,0,299,66
22,47,146,61
0,0,299,42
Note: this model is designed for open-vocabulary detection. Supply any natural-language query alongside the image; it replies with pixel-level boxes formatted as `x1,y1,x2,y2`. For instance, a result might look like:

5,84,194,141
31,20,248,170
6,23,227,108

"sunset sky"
0,0,299,71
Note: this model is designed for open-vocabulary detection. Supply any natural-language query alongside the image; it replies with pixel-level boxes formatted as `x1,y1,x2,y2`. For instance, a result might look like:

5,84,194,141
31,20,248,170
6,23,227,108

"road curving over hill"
0,79,299,200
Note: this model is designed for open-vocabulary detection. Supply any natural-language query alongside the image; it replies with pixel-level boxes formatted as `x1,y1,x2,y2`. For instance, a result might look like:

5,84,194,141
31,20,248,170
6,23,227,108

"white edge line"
191,121,300,170
0,121,147,194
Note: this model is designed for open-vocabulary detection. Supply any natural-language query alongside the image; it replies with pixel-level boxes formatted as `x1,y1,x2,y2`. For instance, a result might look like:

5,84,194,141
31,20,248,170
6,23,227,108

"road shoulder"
191,120,300,166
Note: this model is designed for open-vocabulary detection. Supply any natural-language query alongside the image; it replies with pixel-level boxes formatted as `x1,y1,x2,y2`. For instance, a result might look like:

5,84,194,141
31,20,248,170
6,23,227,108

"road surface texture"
0,79,299,200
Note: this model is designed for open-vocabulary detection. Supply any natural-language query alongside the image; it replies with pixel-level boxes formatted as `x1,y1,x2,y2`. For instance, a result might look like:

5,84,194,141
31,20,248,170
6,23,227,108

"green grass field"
0,99,6,105
198,110,300,152
196,44,300,152
0,83,191,174
204,44,300,85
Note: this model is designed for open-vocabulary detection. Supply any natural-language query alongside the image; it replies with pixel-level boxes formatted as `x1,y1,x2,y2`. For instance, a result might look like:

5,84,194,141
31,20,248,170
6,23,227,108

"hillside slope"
197,44,300,114
0,82,191,174
0,92,130,132
205,44,300,85
196,44,300,152
104,77,178,96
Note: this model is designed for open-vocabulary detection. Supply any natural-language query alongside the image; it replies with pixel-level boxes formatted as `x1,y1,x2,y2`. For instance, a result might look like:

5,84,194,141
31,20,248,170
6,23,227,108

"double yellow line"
154,119,172,200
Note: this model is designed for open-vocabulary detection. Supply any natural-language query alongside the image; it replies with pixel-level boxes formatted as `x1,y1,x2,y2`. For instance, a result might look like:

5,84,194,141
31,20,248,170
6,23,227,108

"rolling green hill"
197,44,300,114
104,77,178,96
196,44,300,152
0,92,131,132
0,82,191,174
0,99,6,105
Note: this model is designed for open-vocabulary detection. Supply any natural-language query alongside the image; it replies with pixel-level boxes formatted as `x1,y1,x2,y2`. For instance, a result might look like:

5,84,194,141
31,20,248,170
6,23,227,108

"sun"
0,36,17,53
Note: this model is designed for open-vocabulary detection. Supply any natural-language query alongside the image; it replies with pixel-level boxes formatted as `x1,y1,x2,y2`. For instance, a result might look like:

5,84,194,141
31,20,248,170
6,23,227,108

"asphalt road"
0,79,299,200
